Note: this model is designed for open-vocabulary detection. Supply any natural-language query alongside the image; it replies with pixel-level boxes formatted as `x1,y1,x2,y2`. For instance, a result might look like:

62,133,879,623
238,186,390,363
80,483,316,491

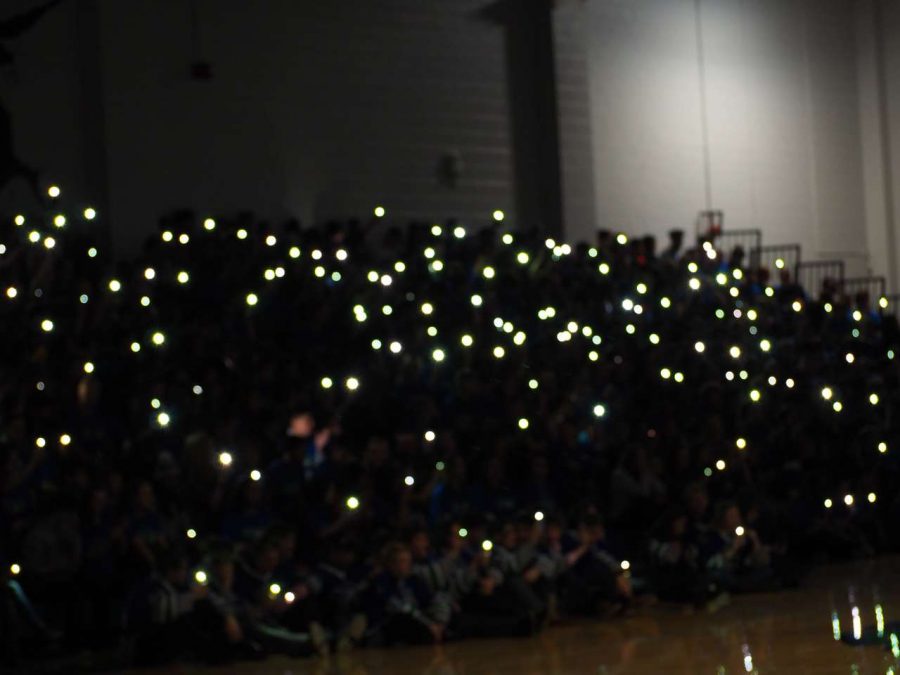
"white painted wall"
96,0,514,252
577,0,875,280
0,0,87,210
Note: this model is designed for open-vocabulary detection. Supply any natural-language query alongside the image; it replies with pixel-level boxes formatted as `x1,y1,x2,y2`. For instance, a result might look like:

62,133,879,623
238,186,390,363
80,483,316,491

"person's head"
384,542,412,579
544,517,563,545
253,538,281,575
713,501,742,533
267,524,296,561
684,483,709,519
210,549,235,590
516,514,541,545
443,522,465,554
160,549,189,585
498,522,517,549
409,528,430,560
135,480,156,511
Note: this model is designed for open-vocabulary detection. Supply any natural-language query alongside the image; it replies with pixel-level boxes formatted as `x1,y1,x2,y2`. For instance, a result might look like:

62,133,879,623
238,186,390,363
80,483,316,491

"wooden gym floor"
138,556,900,674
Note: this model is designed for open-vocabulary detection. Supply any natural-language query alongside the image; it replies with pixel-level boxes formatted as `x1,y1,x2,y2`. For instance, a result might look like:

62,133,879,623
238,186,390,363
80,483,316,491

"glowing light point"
346,496,360,510
518,418,529,430
48,185,60,198
157,412,171,427
593,404,606,418
482,540,493,552
374,206,385,218
620,560,631,571
492,209,505,222
151,332,165,346
460,334,474,347
694,341,705,353
250,469,262,482
59,434,71,446
736,438,747,450
83,361,95,374
844,494,854,506
345,376,360,391
246,293,258,306
41,319,54,332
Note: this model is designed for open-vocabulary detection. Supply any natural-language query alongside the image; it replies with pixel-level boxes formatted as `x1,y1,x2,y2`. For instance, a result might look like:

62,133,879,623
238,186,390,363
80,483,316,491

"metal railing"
711,229,762,268
840,277,887,311
797,260,845,301
750,244,801,283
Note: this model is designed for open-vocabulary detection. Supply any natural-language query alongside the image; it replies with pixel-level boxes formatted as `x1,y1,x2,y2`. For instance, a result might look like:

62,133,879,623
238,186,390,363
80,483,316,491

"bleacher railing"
797,260,845,301
840,277,887,311
750,244,801,283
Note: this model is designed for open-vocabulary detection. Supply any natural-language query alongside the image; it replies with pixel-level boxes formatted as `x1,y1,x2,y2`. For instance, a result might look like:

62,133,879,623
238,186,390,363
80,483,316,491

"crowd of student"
1,197,898,668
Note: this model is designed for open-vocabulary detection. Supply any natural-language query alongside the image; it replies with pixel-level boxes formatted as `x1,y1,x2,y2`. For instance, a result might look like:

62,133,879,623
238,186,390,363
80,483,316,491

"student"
367,542,447,645
129,549,204,665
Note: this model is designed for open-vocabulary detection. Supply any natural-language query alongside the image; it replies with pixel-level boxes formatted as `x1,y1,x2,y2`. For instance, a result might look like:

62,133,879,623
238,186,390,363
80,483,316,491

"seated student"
534,516,582,620
307,537,368,652
647,510,723,607
702,501,774,594
232,536,321,657
201,548,266,663
128,549,206,665
563,514,632,616
366,542,447,646
408,527,454,626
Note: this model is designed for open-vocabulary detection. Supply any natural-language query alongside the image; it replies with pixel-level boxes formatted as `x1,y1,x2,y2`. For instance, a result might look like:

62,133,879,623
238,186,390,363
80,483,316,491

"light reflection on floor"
141,557,900,675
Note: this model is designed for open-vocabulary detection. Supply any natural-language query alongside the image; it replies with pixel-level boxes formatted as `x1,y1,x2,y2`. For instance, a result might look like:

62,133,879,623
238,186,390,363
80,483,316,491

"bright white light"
501,233,513,245
598,263,610,275
460,334,474,347
108,279,121,293
404,475,415,486
218,451,233,466
389,341,402,354
41,319,54,332
130,342,141,353
289,246,301,259
59,434,71,446
516,251,530,265
534,511,544,522
689,278,701,291
178,233,189,244
246,293,258,306
694,341,705,353
374,206,385,218
471,294,483,307
844,494,854,506
593,404,606,418
48,185,60,198
432,348,446,362
424,430,436,442
335,248,348,261
493,210,505,222
729,346,741,359
620,560,631,571
186,528,197,539
380,274,392,286
528,379,538,389
483,266,495,279
236,229,248,240
394,261,406,273
518,418,529,430
878,442,887,453
250,469,262,482
736,438,747,450
157,412,171,427
482,540,493,552
177,271,189,284
616,233,628,245
867,492,877,503
715,459,726,471
869,393,879,405
453,226,466,239
660,297,671,308
493,346,505,359
421,302,434,315
203,217,215,230
151,332,165,346
345,377,360,391
346,496,360,510
821,387,833,400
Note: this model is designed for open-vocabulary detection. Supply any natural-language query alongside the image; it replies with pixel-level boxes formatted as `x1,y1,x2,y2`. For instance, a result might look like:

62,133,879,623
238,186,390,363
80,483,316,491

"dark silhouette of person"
0,0,63,197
